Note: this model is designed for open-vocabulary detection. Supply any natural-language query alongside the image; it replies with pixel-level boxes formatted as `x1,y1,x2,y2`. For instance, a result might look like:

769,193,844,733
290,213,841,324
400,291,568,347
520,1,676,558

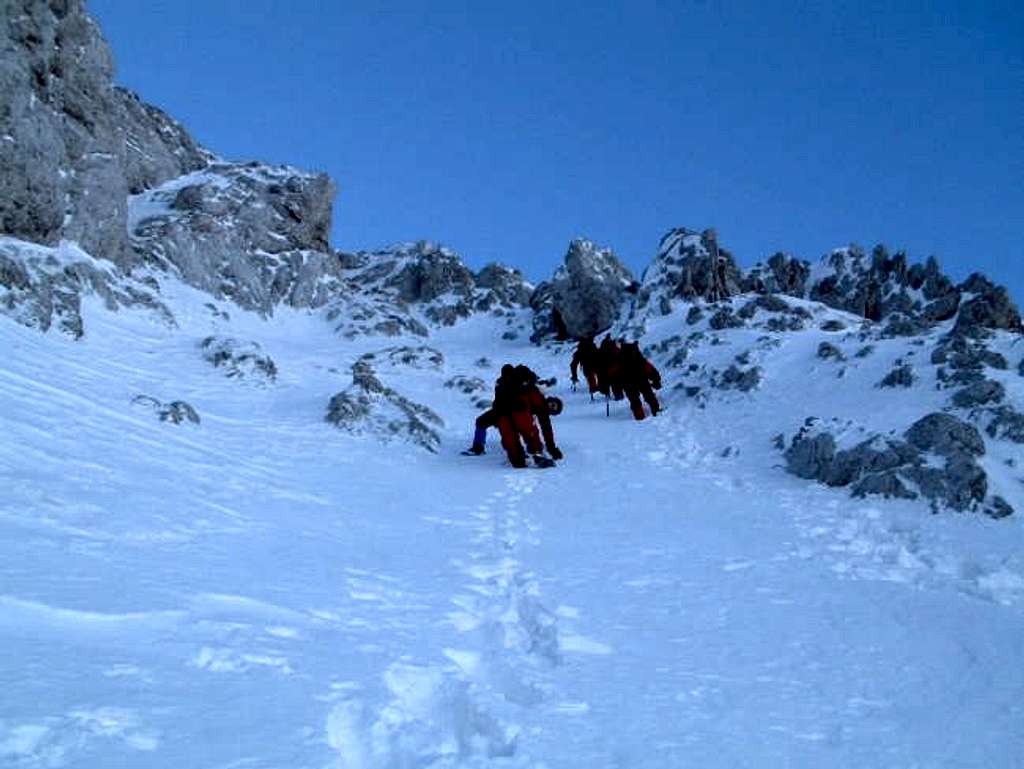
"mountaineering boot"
531,453,556,468
461,425,487,455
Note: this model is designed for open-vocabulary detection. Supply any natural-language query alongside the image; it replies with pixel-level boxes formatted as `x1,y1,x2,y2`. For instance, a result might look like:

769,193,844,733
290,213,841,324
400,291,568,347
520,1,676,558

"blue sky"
91,0,1022,298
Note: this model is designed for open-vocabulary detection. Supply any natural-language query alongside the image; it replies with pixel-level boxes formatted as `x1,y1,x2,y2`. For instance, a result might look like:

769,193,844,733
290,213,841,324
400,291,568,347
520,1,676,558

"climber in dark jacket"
619,341,661,420
463,364,514,455
464,364,561,466
596,335,624,400
570,335,600,397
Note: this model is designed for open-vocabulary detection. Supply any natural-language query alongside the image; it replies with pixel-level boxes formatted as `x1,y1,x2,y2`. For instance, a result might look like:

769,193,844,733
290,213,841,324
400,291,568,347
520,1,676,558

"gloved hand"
570,375,578,384
653,379,662,390
549,446,563,460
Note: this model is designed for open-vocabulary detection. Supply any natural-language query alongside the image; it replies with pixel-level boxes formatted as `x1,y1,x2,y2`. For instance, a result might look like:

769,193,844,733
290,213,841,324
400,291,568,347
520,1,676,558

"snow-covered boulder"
783,413,1009,517
326,356,444,453
200,336,278,383
131,395,200,425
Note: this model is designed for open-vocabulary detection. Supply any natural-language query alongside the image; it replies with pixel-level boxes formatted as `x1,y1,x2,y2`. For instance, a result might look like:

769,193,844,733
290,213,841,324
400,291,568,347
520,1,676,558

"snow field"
1,284,1022,767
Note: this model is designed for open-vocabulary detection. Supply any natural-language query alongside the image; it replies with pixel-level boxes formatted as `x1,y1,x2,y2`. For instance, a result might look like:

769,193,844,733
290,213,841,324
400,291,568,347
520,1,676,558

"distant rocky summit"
542,238,635,339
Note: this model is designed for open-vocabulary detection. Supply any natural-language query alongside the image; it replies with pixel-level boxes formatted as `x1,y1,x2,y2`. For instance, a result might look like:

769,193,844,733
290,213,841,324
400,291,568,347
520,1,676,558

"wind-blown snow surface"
2,283,1023,768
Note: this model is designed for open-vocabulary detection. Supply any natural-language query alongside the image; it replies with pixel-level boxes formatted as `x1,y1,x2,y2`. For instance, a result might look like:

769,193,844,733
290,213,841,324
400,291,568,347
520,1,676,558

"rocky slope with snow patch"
128,162,337,314
326,241,533,339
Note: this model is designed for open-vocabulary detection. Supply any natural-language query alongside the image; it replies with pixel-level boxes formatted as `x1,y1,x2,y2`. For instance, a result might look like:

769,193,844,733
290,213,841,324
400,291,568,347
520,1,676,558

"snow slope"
2,280,1023,768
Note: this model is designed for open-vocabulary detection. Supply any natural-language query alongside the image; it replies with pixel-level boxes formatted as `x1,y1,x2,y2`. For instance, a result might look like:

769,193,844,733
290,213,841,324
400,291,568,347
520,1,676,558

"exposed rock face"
130,163,337,314
0,0,212,269
634,228,743,318
476,263,533,307
387,244,475,303
743,253,810,296
784,414,1004,515
200,336,278,383
953,278,1023,338
0,236,173,337
807,246,929,322
329,242,532,339
986,406,1024,444
326,356,443,452
1,0,128,264
545,238,634,339
904,412,985,457
114,86,211,194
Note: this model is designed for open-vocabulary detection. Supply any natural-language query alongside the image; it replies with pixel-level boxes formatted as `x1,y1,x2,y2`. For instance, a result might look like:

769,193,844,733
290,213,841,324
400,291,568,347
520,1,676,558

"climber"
513,365,563,462
570,335,600,398
461,364,515,456
596,335,624,401
463,364,562,466
619,341,662,420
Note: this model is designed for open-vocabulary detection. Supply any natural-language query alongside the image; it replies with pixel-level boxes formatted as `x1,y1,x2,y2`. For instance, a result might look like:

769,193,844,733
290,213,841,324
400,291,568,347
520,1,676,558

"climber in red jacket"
492,365,562,467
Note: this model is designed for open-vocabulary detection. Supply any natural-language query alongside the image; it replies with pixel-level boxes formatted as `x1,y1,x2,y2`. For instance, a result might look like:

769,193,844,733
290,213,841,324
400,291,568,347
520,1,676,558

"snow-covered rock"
200,335,277,383
0,236,173,337
632,228,743,319
327,241,532,339
326,354,444,452
129,163,338,315
783,413,1005,516
131,394,200,425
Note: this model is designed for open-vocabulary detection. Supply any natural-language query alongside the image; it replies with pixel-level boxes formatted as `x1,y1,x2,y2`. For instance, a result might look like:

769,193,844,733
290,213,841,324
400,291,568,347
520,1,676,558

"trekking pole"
605,392,610,417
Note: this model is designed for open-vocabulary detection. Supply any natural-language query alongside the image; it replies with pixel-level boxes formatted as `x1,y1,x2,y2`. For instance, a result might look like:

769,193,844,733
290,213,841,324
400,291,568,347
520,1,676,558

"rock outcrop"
783,414,1010,517
200,335,278,383
326,355,443,452
328,241,533,338
0,236,173,337
532,238,634,340
0,0,211,269
633,228,743,319
740,243,1021,342
129,163,338,314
